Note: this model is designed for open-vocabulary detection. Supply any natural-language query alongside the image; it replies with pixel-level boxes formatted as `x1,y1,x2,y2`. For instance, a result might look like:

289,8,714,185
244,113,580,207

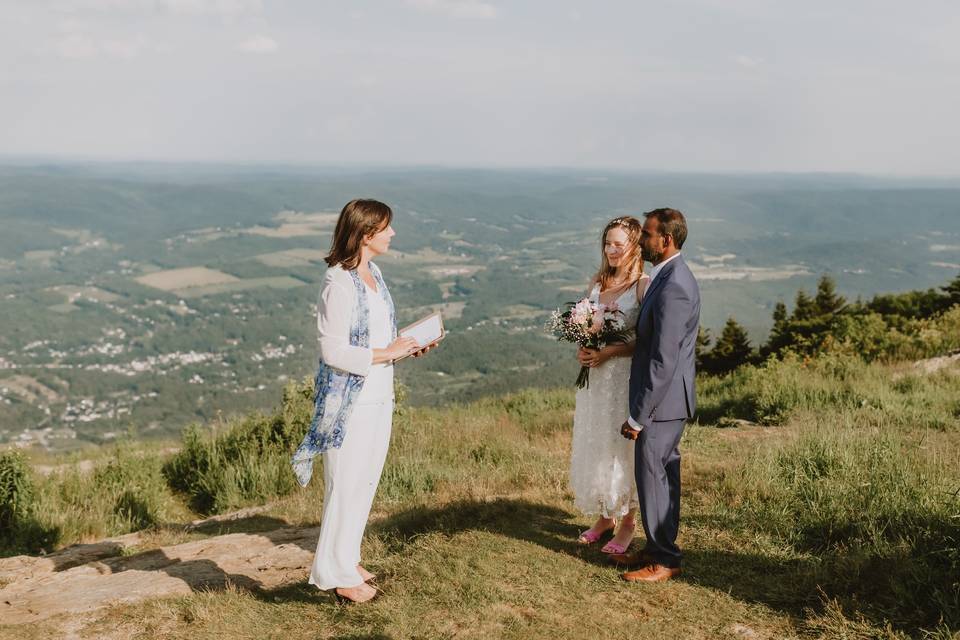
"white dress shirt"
645,251,682,285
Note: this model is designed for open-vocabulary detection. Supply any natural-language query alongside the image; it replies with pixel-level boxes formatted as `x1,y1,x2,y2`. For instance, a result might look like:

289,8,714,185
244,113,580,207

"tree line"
697,272,960,375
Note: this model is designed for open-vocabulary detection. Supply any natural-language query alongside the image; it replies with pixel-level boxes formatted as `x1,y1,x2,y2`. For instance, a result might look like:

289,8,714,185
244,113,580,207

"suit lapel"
640,256,681,314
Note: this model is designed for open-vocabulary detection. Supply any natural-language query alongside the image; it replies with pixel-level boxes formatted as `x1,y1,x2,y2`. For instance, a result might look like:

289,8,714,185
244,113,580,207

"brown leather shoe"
621,564,681,583
607,549,656,568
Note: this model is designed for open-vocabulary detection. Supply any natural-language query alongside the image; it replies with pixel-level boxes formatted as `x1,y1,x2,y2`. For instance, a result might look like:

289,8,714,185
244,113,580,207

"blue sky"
1,0,958,174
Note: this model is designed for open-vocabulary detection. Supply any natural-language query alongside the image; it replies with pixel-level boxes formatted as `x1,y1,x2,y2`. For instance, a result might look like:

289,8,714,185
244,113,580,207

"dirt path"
0,524,319,625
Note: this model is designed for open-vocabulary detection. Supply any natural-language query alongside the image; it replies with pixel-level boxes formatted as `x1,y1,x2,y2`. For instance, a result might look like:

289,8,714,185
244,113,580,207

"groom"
615,208,700,583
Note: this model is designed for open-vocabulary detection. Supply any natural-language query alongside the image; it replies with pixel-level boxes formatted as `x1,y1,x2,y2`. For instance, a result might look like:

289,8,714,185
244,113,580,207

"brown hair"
643,208,688,249
325,199,393,270
595,216,644,291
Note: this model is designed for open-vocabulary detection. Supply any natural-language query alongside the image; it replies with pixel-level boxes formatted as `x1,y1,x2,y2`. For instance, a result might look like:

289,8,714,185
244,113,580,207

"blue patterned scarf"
291,262,396,487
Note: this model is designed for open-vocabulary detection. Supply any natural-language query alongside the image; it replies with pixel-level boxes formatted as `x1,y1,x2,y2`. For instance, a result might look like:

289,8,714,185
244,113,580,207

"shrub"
92,447,171,531
22,444,179,548
0,450,34,534
163,378,314,513
0,450,59,553
697,353,871,426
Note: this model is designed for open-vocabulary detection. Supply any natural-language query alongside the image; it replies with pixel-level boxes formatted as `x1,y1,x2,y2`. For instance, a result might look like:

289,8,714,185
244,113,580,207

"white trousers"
309,400,393,590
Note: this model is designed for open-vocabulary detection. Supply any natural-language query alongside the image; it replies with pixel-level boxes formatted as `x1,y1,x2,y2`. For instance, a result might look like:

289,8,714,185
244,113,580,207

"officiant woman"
291,198,432,604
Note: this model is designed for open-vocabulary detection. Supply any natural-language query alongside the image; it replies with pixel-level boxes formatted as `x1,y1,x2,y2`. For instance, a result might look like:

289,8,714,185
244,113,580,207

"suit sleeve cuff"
627,415,643,430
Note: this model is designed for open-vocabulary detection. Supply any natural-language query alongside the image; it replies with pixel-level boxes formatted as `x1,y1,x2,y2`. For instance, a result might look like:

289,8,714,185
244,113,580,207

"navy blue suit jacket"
628,255,701,426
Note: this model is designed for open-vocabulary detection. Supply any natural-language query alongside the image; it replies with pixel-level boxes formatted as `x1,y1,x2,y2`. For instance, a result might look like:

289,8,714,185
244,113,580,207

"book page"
400,312,444,347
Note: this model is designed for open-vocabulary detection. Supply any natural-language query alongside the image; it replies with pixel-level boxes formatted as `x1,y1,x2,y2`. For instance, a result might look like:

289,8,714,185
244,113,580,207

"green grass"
712,418,959,631
698,351,960,429
25,444,191,552
3,353,959,638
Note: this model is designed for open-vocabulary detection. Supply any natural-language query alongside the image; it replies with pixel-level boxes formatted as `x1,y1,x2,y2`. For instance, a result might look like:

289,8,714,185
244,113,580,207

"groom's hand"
620,421,641,441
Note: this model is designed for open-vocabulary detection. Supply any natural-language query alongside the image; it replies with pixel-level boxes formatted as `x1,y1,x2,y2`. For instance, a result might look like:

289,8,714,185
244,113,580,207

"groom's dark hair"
644,208,687,250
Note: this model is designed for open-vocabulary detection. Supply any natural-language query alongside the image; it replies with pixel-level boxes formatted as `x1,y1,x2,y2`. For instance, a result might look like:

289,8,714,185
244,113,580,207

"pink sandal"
601,523,635,554
577,519,616,545
601,540,628,554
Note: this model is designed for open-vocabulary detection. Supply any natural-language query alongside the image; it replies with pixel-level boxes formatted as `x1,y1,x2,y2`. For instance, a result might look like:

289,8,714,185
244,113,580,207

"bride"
570,215,650,554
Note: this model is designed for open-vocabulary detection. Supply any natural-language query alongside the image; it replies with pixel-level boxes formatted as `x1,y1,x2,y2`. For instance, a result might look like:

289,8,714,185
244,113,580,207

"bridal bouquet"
547,297,630,389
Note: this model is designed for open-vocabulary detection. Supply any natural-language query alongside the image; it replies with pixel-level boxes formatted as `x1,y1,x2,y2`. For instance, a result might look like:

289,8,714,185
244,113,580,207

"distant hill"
2,164,959,447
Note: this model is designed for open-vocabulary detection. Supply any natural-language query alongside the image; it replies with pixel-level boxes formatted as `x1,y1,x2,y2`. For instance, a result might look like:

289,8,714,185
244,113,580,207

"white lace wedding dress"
569,277,648,518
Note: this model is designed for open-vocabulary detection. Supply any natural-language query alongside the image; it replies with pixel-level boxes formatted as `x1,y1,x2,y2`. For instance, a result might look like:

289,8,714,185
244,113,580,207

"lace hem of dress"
573,494,639,519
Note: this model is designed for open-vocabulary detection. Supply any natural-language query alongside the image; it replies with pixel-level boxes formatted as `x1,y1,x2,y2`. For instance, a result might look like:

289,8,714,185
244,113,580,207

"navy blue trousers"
634,418,686,568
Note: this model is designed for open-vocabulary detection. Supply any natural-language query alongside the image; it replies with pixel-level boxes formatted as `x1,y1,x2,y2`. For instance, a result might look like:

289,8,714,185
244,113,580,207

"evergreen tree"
943,272,960,307
762,301,789,358
793,289,817,321
772,301,787,329
703,317,753,374
814,275,845,315
695,325,711,371
865,288,947,320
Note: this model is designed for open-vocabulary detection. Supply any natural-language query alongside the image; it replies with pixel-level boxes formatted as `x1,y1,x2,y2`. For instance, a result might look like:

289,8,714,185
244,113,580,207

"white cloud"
55,34,98,58
53,29,150,59
353,75,379,88
734,54,762,68
100,35,148,57
405,0,498,20
59,0,263,16
238,35,277,54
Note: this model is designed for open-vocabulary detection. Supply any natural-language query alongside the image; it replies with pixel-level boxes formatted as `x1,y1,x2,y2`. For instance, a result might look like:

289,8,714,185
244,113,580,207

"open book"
395,311,445,361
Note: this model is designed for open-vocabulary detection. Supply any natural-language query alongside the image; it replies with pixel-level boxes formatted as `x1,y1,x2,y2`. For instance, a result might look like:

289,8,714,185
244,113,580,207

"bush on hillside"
91,447,172,531
0,450,33,532
697,353,872,426
829,305,960,363
163,378,314,513
0,450,59,553
756,273,960,367
20,444,179,549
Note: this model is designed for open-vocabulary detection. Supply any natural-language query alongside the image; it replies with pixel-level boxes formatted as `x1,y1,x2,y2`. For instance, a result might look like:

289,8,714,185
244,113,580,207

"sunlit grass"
3,354,959,638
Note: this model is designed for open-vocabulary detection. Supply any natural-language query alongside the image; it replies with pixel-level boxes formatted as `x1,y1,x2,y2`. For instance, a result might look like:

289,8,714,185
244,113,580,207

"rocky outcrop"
0,525,319,624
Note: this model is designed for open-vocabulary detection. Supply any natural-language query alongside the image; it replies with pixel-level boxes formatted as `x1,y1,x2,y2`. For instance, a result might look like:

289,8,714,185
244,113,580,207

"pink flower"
589,309,604,334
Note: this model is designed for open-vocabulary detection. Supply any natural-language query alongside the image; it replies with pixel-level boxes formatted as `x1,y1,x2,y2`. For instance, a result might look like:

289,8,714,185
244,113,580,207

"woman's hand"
577,347,608,368
386,336,420,361
411,339,440,358
577,347,593,365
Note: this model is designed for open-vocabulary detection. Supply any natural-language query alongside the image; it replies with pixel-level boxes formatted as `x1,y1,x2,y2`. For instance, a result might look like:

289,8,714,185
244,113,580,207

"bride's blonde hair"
595,216,644,291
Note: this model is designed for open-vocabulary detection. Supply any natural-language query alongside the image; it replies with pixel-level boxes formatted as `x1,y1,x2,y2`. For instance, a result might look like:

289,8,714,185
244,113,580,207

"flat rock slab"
0,533,143,581
0,526,320,624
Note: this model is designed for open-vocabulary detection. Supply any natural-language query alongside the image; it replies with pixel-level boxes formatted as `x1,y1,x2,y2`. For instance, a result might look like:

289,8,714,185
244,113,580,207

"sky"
1,0,959,175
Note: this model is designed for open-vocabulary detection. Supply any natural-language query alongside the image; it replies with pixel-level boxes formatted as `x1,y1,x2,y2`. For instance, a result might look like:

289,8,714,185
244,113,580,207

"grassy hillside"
2,350,958,639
